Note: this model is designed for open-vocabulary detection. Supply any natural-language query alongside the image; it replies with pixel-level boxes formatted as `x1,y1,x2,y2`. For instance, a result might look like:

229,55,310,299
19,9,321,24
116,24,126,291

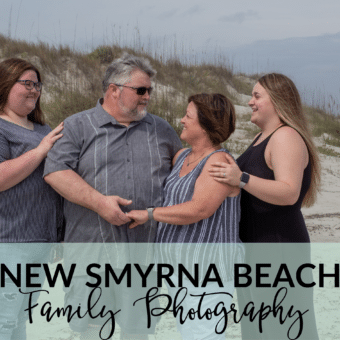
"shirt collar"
95,99,153,127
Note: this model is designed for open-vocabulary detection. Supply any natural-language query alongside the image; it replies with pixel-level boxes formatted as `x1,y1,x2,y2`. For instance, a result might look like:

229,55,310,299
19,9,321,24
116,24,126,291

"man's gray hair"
102,52,156,93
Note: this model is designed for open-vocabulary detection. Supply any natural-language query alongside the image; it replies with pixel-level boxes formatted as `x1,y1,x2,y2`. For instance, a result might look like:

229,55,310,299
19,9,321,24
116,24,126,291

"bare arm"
127,152,240,228
209,127,308,205
44,170,131,225
0,122,64,192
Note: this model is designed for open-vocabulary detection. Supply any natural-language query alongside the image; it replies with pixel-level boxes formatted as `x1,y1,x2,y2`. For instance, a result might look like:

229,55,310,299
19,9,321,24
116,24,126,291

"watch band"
239,172,250,188
146,207,155,221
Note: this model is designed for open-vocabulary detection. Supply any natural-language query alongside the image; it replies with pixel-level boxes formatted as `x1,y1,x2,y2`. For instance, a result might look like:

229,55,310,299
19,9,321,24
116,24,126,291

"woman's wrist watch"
146,207,155,221
239,172,250,188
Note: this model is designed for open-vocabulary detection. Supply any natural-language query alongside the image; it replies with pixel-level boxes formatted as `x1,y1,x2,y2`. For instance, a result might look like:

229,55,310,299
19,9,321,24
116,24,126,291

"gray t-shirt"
44,99,182,245
0,118,63,242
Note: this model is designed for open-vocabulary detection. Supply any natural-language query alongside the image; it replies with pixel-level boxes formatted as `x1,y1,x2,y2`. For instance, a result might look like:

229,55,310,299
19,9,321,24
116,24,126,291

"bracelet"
146,207,155,221
239,172,250,188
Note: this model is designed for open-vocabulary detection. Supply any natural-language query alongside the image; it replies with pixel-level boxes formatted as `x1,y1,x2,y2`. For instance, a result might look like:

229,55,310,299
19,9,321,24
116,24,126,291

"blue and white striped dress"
156,148,244,281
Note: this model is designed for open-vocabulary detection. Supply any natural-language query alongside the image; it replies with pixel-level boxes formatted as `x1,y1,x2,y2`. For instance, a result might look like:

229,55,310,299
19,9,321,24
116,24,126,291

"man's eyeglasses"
115,84,153,96
16,80,43,92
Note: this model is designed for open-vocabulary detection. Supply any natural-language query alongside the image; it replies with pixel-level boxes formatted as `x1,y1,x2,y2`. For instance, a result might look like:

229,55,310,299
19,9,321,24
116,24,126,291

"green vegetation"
1,33,339,157
43,88,100,127
238,113,252,122
242,125,261,139
324,137,340,148
305,106,340,139
318,146,340,158
0,34,100,76
232,76,254,96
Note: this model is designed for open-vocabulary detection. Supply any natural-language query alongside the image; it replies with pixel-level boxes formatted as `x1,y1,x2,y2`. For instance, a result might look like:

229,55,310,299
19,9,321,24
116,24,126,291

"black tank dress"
237,128,311,242
236,127,319,339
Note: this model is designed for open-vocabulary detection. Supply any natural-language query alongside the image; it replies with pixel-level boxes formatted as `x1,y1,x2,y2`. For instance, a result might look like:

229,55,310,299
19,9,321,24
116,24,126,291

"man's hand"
96,195,132,226
45,170,132,225
126,210,148,229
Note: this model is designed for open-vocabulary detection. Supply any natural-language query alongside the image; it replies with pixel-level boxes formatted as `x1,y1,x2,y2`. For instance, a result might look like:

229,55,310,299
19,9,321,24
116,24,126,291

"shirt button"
127,159,130,162
127,176,131,180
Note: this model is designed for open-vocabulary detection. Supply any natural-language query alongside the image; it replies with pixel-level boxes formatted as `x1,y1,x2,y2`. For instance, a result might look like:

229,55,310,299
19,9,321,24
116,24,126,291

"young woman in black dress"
209,73,320,339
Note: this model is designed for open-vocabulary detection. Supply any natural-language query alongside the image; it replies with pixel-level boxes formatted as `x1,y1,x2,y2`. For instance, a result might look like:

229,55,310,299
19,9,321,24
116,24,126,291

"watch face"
241,172,250,184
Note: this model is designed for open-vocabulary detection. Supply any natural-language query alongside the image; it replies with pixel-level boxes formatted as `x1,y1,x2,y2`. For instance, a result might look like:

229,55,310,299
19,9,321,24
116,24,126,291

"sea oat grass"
42,89,100,128
1,34,340,157
317,146,340,158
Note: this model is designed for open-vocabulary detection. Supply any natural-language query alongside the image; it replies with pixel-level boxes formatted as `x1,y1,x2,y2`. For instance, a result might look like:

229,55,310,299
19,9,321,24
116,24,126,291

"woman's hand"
208,153,242,187
0,122,64,192
36,122,64,157
126,210,148,229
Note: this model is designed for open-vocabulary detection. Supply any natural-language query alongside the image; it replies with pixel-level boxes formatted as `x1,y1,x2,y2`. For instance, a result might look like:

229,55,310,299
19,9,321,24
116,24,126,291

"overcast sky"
1,0,339,51
1,0,340,105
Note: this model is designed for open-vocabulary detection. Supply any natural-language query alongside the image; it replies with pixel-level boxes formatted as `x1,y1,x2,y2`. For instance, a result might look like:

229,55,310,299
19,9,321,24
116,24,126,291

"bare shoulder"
270,126,306,149
203,151,236,171
172,148,189,166
203,151,240,196
268,126,308,168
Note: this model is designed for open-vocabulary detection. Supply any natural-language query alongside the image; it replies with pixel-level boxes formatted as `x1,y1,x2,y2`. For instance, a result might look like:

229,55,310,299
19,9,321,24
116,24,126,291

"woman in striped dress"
127,93,244,340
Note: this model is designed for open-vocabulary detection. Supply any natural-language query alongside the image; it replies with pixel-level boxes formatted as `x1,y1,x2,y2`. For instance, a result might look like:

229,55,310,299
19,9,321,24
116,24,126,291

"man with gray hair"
44,53,181,339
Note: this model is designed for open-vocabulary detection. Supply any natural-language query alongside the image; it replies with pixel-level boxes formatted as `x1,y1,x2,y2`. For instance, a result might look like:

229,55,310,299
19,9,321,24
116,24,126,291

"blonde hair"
258,73,320,207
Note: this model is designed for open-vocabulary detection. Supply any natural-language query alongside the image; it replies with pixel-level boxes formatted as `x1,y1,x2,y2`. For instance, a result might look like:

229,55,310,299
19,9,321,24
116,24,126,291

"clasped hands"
96,195,148,229
97,154,242,229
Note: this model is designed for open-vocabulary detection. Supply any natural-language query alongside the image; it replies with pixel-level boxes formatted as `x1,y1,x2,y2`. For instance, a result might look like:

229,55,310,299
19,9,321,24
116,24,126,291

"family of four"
0,53,320,339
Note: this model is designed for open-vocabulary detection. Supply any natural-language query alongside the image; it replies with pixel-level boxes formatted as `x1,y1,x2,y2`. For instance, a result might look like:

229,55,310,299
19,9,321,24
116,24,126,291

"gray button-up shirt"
44,100,181,246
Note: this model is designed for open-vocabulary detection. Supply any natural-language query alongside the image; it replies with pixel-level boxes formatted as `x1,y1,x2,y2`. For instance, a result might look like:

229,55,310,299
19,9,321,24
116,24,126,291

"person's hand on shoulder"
208,152,242,187
36,122,64,158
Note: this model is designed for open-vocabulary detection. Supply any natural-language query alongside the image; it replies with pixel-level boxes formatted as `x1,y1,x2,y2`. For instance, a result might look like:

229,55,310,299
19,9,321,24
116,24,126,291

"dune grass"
1,33,339,156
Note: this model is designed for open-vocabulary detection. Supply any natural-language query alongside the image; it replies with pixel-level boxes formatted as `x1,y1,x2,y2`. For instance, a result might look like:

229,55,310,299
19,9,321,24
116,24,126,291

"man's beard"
119,100,148,121
129,106,147,121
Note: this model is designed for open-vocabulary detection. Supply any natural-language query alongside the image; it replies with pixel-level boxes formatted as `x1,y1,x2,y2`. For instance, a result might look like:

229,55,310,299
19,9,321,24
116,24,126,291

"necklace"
186,151,205,167
186,147,216,167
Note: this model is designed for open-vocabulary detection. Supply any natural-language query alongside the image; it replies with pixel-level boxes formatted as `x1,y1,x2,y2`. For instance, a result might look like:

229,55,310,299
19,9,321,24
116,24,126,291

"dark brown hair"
258,73,320,207
0,58,45,124
188,93,235,145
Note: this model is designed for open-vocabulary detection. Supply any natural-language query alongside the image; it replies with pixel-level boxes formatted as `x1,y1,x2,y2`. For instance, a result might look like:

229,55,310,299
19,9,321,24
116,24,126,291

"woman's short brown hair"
188,93,235,145
0,58,45,124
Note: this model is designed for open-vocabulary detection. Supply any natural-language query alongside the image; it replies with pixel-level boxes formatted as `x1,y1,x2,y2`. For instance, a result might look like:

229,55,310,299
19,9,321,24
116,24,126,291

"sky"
1,0,340,107
1,0,339,50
